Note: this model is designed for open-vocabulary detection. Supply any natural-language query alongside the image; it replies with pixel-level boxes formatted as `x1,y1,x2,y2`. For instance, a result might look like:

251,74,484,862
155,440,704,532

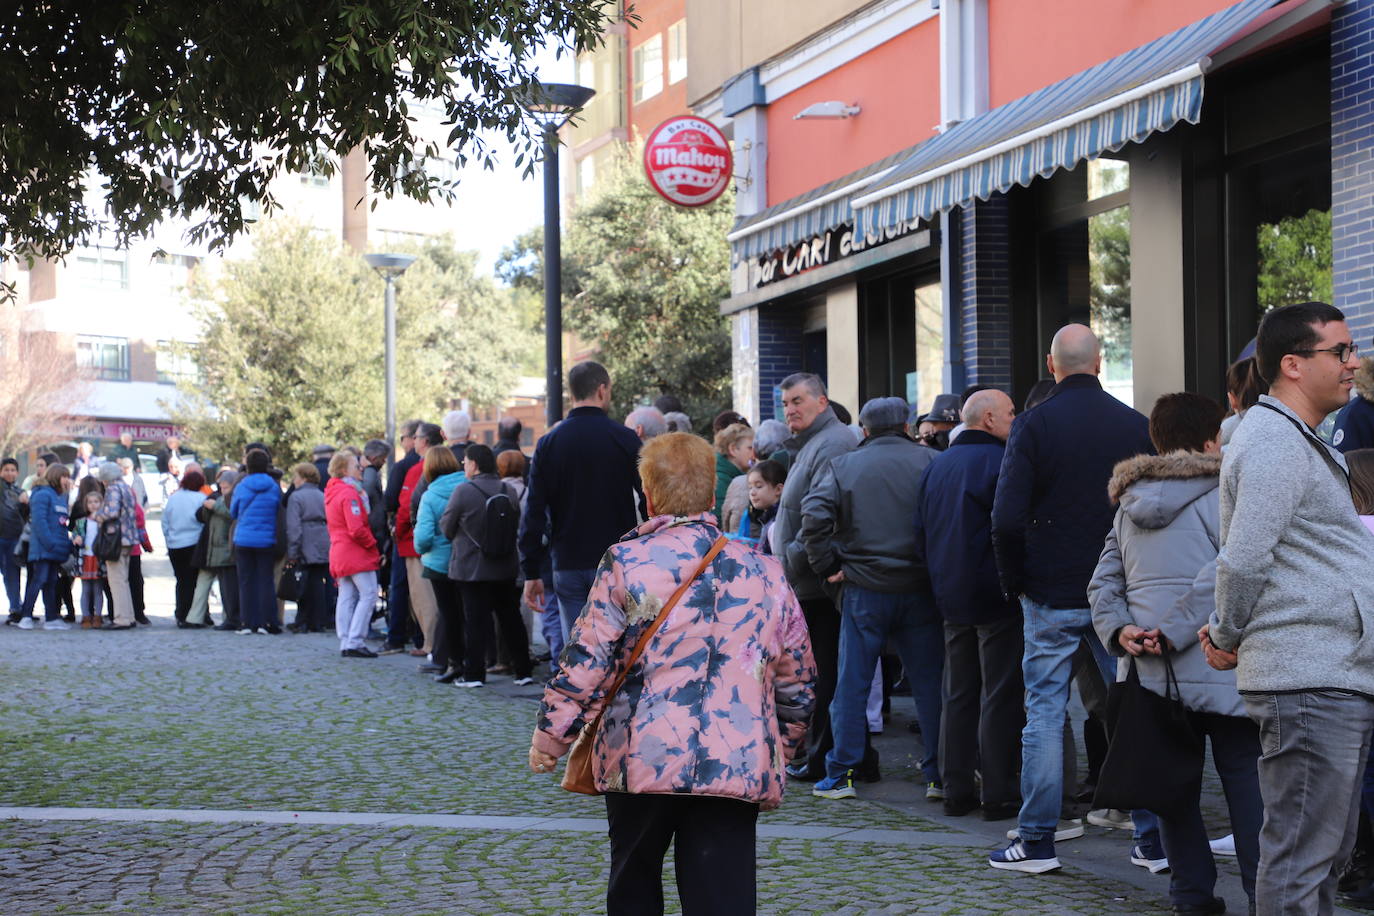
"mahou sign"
643,116,732,207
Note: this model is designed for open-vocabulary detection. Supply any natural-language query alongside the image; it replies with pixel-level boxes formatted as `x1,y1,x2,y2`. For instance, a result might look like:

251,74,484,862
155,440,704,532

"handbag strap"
598,534,729,710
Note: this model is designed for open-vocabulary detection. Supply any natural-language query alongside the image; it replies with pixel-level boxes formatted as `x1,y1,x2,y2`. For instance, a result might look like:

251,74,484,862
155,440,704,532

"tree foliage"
1258,208,1333,314
0,0,617,280
170,221,530,464
498,148,734,424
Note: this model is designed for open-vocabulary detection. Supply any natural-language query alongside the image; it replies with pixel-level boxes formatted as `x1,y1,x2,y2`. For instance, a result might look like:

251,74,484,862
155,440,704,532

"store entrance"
858,269,943,416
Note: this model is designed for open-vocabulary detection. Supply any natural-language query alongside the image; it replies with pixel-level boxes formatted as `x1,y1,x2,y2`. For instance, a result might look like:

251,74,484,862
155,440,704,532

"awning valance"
852,0,1281,235
726,140,925,262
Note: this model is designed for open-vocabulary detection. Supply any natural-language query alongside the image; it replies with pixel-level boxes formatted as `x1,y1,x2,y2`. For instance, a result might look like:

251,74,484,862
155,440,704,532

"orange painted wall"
766,20,941,206
628,0,690,140
988,0,1239,108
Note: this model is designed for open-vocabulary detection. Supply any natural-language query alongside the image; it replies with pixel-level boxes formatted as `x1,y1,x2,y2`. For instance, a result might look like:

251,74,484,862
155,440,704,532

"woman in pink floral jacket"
529,432,815,916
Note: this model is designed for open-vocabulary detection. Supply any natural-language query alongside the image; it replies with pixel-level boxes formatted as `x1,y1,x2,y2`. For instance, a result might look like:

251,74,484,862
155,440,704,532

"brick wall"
1333,0,1374,344
756,306,805,421
958,197,1013,390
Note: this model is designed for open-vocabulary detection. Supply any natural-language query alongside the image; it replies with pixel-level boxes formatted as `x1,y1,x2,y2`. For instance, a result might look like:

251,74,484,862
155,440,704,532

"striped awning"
727,140,926,262
853,0,1280,236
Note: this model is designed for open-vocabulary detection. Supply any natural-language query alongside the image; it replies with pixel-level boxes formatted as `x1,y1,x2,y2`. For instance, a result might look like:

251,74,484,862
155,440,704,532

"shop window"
859,270,942,413
1033,157,1133,406
1256,208,1332,315
633,34,663,104
75,335,130,381
668,21,687,85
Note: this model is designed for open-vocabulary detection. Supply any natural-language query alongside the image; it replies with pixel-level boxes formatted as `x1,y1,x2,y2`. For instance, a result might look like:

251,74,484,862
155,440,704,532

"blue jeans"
541,586,564,672
0,537,21,614
826,584,944,782
386,544,413,648
1018,597,1158,847
552,567,597,642
20,560,59,620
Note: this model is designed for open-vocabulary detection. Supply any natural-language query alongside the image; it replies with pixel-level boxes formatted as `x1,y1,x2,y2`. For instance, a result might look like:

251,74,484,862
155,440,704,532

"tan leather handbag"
562,535,728,795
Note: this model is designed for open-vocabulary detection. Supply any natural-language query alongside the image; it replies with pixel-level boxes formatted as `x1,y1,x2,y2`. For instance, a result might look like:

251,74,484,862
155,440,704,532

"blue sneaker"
812,770,857,799
989,837,1061,874
1130,844,1170,874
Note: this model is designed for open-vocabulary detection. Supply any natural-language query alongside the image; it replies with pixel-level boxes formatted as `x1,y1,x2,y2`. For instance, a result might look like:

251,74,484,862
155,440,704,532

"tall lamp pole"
363,252,417,470
520,81,595,428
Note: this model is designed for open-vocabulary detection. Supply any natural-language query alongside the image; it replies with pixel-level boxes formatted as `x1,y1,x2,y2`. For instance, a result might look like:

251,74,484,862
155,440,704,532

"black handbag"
94,517,122,561
1092,653,1204,813
276,565,306,602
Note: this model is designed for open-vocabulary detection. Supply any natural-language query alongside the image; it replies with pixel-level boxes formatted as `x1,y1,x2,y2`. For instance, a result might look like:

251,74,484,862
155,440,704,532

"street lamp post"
363,252,417,469
520,81,595,428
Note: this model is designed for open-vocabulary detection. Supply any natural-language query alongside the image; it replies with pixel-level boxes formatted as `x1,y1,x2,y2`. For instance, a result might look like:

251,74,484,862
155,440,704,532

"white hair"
626,407,668,439
664,411,692,434
442,410,472,442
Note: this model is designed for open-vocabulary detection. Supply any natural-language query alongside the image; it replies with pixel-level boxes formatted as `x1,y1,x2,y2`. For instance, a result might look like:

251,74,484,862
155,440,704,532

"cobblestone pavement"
0,519,1352,914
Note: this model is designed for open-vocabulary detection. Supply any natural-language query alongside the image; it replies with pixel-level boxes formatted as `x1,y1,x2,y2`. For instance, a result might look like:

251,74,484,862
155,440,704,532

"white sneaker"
452,679,485,688
43,618,71,630
1209,833,1237,857
1007,818,1085,843
253,628,270,635
235,628,253,635
512,676,537,687
1087,808,1134,830
17,617,34,630
1131,845,1170,874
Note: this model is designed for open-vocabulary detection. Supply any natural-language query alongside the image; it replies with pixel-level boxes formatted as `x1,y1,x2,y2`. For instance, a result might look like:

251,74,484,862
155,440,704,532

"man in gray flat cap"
799,396,945,800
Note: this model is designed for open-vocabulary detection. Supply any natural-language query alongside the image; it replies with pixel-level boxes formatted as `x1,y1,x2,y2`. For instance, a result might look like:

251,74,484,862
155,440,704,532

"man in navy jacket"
915,389,1022,820
380,419,423,654
988,325,1155,875
519,361,644,639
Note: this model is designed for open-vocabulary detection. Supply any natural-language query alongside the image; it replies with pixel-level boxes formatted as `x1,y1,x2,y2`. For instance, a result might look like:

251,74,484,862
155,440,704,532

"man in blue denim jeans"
799,396,943,801
989,324,1155,874
1204,302,1374,915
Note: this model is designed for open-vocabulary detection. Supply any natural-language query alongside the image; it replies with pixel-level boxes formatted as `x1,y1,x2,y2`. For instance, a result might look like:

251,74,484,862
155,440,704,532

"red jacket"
394,461,424,559
325,477,379,578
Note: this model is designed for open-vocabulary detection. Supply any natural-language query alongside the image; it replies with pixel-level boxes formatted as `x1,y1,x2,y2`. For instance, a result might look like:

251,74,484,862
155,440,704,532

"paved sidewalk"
0,516,1350,914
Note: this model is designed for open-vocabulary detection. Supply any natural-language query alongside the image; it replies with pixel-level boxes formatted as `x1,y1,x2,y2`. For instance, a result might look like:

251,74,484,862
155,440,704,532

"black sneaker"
342,647,377,658
1171,897,1225,915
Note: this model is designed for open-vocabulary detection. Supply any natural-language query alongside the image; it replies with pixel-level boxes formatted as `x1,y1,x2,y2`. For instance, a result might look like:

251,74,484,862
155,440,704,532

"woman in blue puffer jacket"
231,448,282,635
19,464,75,628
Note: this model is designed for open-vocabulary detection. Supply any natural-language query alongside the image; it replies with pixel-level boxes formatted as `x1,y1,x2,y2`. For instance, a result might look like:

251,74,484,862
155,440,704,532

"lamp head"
363,253,417,278
520,82,597,130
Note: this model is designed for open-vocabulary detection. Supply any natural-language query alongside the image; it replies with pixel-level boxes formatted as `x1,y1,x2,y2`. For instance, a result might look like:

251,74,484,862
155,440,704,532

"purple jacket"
534,514,816,810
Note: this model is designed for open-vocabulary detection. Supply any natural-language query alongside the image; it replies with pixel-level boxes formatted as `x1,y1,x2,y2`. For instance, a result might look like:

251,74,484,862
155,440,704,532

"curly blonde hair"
713,422,754,457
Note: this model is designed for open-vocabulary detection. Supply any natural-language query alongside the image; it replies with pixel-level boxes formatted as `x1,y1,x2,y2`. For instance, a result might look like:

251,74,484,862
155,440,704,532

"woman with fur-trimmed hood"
1088,392,1261,916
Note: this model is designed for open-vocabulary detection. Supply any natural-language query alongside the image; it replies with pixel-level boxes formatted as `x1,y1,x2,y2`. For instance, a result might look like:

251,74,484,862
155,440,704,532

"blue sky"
447,46,576,281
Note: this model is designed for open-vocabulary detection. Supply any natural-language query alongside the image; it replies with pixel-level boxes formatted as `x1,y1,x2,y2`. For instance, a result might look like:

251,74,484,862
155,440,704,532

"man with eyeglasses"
1203,301,1374,915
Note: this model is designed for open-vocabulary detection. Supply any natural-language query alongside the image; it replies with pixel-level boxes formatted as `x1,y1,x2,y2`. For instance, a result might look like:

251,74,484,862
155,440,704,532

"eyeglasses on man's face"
1292,342,1359,363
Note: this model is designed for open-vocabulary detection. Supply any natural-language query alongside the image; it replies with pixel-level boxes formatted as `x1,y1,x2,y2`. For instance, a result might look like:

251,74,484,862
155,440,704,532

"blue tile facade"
757,306,805,421
958,197,1014,391
1333,0,1374,344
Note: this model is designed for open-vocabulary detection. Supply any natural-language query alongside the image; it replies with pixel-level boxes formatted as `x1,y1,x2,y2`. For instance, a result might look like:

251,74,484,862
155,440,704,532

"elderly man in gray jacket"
772,371,857,781
1203,301,1374,916
800,396,942,800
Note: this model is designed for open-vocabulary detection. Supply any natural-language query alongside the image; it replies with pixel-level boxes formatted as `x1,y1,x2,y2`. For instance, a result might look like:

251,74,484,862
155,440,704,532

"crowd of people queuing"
8,304,1374,914
517,311,1374,916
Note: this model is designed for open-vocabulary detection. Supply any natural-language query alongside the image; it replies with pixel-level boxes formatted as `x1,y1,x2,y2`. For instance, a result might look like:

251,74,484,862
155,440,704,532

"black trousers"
294,564,331,631
939,616,1024,805
429,576,464,673
457,580,531,682
214,566,241,628
604,793,758,916
128,555,145,614
168,546,197,621
799,596,840,776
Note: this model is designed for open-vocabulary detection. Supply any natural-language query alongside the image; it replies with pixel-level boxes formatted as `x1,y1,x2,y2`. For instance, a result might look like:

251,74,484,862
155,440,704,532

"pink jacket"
534,515,815,810
324,477,378,579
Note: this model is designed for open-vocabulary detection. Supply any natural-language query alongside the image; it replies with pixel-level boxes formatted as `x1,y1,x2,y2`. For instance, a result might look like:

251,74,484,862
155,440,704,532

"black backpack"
465,479,518,559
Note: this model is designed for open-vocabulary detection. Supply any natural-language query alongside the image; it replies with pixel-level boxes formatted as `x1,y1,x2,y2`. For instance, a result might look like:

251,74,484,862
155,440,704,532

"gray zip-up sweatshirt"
1212,394,1374,695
